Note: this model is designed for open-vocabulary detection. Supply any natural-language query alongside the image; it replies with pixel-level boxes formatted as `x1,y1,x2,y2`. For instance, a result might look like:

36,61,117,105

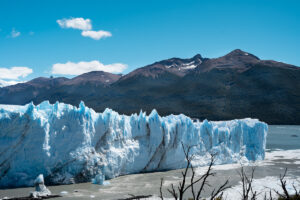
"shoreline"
1,149,300,200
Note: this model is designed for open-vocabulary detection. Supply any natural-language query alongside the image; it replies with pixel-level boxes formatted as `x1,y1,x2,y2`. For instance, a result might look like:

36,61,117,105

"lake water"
1,125,300,200
266,125,300,150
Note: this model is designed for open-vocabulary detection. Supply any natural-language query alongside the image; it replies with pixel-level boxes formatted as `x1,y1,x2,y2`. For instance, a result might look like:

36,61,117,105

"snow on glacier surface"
0,101,268,188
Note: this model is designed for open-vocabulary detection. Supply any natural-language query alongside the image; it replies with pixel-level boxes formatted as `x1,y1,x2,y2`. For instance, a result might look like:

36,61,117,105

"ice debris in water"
60,191,68,195
91,170,110,185
92,173,105,185
0,101,268,188
29,174,51,198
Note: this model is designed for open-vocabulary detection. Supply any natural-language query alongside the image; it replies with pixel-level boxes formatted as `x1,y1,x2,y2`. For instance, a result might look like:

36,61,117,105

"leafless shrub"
272,169,300,200
123,144,300,200
160,142,230,200
159,178,164,200
237,167,261,200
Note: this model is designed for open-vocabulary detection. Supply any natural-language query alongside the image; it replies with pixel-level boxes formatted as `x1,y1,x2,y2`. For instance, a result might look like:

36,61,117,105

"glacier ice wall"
0,101,268,188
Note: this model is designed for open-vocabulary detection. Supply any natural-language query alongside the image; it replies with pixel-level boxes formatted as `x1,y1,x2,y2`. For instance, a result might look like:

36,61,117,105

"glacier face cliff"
0,101,268,188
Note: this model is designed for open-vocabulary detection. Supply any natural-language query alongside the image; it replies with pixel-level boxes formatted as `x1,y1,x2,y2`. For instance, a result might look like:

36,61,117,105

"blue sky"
0,0,299,85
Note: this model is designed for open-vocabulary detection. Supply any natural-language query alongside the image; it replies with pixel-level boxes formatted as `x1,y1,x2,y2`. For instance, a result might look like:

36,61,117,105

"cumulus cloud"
11,28,20,38
57,17,92,31
0,79,23,87
51,60,127,75
81,30,112,40
57,17,111,40
0,67,33,80
0,66,32,87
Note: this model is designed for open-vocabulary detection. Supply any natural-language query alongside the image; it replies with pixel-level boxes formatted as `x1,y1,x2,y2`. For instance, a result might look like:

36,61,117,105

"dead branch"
209,179,230,200
238,167,257,200
159,178,164,200
167,183,178,199
117,194,152,200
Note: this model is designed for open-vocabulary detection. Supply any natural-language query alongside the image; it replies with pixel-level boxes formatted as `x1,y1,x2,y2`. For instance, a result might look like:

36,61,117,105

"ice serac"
0,101,268,188
30,174,51,198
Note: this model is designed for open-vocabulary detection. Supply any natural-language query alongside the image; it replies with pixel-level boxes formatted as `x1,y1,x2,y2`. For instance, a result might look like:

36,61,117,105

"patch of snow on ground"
194,149,300,175
223,176,300,200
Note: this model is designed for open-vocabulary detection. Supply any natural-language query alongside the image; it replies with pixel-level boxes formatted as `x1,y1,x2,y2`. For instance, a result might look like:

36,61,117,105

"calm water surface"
266,125,300,150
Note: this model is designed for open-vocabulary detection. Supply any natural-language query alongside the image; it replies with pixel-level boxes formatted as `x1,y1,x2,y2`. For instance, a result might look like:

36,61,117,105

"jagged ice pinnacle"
0,101,267,188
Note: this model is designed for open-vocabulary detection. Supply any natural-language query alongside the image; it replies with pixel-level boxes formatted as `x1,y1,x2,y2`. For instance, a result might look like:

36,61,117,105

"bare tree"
162,142,230,200
238,167,259,200
272,169,300,200
159,178,164,200
264,189,274,200
125,144,300,200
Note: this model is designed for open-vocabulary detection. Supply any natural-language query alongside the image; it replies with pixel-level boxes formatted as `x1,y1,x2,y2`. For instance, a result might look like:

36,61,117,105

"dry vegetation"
122,143,300,200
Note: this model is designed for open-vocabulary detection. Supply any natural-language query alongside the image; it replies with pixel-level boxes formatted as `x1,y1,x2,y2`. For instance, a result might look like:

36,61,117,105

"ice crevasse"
0,101,267,188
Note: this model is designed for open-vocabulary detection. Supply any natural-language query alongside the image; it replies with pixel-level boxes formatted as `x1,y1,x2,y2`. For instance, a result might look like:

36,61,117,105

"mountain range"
0,49,299,124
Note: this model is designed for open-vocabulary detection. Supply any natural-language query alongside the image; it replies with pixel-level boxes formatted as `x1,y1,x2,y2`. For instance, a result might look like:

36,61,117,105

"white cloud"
0,66,32,87
81,30,112,40
57,17,111,40
51,60,127,75
57,17,92,31
0,67,33,80
11,28,20,38
0,79,23,87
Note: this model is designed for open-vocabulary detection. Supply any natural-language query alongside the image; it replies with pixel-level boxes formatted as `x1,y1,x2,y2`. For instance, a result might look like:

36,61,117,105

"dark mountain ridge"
1,49,299,124
63,71,121,86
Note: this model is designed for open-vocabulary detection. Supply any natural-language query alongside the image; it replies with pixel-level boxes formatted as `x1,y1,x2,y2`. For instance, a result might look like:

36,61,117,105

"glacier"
0,101,268,188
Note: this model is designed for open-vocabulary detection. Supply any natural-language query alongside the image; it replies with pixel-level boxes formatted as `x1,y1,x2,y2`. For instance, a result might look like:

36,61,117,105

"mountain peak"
194,49,262,73
230,49,244,54
27,77,69,86
64,70,121,86
156,54,204,72
192,54,203,60
225,49,260,60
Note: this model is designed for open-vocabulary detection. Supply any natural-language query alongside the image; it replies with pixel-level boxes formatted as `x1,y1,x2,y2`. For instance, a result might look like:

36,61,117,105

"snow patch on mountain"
165,61,198,70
